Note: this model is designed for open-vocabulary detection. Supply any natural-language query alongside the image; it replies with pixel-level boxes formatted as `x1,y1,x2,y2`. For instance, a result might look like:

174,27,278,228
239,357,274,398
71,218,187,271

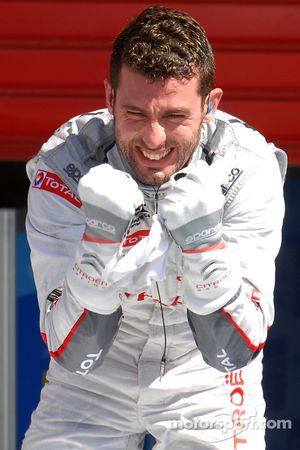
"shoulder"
204,110,287,205
26,109,115,194
42,108,114,155
207,110,279,161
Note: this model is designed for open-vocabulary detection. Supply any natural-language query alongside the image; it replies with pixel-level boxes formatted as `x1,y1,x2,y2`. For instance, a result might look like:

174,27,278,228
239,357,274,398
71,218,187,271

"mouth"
141,148,172,161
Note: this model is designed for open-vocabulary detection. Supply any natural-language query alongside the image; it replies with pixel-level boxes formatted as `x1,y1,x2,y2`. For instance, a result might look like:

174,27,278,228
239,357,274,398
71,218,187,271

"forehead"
116,65,201,105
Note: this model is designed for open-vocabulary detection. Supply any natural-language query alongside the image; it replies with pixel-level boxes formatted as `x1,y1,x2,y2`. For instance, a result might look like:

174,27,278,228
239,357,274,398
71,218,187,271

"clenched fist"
159,160,224,251
78,164,144,243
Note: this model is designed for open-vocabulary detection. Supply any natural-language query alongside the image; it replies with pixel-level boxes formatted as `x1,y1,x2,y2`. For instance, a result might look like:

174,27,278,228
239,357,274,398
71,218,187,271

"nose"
142,121,166,150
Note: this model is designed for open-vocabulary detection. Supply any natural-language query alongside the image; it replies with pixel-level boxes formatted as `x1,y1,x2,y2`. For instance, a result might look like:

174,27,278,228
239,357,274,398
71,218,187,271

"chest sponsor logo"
123,229,150,247
221,168,242,196
130,204,151,229
32,170,82,208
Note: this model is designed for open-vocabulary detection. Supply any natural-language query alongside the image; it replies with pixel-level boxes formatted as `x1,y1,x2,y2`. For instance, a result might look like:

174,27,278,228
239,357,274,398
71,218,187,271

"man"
23,6,287,449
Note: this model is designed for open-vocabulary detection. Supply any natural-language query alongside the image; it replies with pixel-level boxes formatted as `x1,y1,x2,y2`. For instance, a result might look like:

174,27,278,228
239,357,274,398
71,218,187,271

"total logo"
33,170,47,187
32,170,82,208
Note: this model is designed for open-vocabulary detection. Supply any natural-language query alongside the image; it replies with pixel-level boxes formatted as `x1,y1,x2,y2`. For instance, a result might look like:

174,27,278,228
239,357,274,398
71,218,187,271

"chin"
131,161,177,185
140,172,172,186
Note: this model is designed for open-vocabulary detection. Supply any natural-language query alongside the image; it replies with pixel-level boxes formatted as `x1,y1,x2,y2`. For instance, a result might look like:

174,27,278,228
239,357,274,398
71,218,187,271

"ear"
104,79,114,114
202,88,223,123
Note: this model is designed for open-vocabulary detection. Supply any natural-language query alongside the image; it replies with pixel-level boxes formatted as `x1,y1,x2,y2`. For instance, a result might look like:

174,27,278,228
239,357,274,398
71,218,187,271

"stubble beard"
115,131,202,186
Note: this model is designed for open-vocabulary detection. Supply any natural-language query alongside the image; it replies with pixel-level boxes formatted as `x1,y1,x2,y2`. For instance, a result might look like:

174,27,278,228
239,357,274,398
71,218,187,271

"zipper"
153,186,167,380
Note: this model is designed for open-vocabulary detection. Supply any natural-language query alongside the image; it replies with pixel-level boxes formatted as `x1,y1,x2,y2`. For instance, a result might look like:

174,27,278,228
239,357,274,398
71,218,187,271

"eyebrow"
122,104,191,115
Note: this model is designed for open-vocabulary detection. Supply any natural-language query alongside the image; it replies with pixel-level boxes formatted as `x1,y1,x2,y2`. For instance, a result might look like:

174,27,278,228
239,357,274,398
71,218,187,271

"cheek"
175,124,201,146
115,120,134,141
169,120,200,138
178,127,202,160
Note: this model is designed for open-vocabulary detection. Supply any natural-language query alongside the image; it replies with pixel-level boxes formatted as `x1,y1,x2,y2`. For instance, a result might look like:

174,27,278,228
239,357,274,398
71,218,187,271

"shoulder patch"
32,170,82,208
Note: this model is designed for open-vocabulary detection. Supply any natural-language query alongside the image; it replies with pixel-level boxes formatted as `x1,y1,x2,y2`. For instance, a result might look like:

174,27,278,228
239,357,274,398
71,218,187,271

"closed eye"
126,110,145,119
167,113,186,118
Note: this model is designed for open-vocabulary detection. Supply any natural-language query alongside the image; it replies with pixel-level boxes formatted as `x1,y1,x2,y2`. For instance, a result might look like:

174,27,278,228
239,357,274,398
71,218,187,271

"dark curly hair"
110,6,215,100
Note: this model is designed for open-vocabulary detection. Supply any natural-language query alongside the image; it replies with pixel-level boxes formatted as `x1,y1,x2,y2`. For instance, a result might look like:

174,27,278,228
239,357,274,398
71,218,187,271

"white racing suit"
23,109,287,450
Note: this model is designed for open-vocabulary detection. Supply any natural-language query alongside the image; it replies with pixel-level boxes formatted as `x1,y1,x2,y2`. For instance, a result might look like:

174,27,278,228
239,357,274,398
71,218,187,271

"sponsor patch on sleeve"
32,170,82,208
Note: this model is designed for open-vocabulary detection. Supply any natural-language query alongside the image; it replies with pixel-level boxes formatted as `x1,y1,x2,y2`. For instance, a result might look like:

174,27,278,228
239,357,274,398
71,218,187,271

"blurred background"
0,1,299,449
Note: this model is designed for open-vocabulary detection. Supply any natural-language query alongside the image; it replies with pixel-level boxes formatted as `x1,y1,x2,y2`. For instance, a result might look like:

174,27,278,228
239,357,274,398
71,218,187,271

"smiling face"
105,65,221,185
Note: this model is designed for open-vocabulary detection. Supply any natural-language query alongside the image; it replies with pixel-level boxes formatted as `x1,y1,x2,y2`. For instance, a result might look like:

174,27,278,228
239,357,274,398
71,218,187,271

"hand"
66,164,144,315
159,160,224,251
78,164,144,243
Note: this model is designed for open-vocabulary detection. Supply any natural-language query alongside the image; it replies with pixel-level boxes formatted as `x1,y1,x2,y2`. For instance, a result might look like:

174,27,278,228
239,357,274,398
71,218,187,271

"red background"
1,0,300,164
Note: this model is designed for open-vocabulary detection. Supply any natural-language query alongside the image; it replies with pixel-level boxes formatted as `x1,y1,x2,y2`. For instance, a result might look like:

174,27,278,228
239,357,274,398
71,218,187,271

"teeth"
142,149,171,160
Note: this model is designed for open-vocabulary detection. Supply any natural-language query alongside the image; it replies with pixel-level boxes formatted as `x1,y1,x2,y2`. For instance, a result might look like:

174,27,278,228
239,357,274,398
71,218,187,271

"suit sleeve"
182,153,285,371
26,162,122,376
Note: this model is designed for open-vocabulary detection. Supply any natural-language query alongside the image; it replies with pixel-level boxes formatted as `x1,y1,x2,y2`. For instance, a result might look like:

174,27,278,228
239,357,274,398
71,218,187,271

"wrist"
65,249,122,315
181,245,242,315
167,210,223,251
182,239,226,254
82,201,132,243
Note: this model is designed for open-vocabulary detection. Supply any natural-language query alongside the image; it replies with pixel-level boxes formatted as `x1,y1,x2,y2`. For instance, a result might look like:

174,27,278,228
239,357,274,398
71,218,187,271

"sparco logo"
185,224,221,245
63,163,82,183
86,217,116,234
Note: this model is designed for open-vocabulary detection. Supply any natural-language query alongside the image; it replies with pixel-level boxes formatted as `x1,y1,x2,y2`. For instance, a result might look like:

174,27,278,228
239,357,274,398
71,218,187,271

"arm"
26,162,142,375
159,155,285,372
